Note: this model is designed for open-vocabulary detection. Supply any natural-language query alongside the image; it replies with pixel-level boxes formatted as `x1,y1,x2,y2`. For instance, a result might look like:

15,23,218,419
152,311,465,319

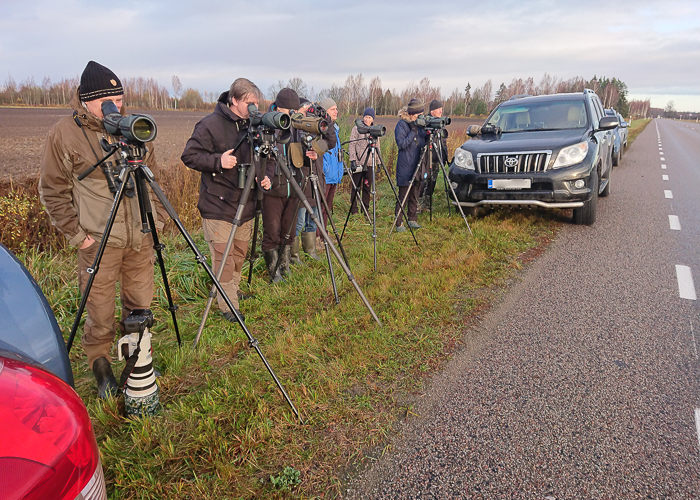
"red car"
0,243,106,499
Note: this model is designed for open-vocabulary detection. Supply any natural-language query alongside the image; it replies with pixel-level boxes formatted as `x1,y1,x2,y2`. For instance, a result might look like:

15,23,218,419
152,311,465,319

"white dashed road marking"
663,175,669,181
669,215,681,230
662,164,667,169
665,190,673,198
675,265,697,300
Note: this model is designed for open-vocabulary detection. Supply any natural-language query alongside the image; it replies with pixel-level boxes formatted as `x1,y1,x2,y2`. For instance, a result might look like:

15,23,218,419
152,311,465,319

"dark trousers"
262,196,298,251
350,167,373,214
396,184,420,224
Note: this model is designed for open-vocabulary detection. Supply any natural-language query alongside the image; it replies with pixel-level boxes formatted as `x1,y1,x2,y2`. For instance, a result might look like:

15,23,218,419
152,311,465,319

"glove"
351,160,362,174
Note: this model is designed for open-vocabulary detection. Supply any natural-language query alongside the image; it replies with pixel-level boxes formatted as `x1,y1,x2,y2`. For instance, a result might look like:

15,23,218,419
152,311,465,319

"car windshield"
486,99,589,132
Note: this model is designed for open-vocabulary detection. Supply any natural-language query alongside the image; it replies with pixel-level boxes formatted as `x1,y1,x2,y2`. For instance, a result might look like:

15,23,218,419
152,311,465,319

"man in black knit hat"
40,61,166,399
420,99,450,210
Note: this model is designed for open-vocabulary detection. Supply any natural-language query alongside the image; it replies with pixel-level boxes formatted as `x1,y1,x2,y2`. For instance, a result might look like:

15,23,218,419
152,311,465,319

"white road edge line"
665,190,673,198
676,265,697,300
690,321,698,360
694,409,700,453
669,215,681,230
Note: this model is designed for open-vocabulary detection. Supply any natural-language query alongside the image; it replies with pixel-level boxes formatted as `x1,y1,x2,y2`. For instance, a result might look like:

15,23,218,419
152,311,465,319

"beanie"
407,98,424,115
275,88,300,110
429,99,443,111
320,97,337,111
363,107,376,119
78,61,123,102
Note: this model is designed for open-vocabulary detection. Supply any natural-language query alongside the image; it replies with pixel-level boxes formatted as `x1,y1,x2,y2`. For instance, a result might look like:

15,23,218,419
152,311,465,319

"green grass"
16,177,561,499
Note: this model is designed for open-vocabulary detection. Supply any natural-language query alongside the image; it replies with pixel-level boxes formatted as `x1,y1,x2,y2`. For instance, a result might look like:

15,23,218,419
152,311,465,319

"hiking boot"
92,357,118,400
396,225,407,233
408,221,421,229
222,309,246,324
263,248,283,283
301,231,321,261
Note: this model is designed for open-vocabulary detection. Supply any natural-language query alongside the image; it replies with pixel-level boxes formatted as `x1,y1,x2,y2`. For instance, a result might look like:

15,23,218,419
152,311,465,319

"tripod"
389,128,473,236
67,138,302,423
194,132,266,346
423,128,473,234
268,142,383,325
342,136,419,270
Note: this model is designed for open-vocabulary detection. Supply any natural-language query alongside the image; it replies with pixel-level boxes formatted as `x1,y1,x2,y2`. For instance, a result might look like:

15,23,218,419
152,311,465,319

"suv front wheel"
573,168,598,225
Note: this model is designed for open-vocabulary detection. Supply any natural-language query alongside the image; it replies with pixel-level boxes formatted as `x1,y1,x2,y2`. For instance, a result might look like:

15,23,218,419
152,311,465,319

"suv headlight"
453,148,475,171
552,141,588,169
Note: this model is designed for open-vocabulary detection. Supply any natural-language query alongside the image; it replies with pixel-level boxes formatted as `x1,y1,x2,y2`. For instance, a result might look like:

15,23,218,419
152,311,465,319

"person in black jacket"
420,99,449,210
261,88,306,282
394,98,427,231
181,78,271,322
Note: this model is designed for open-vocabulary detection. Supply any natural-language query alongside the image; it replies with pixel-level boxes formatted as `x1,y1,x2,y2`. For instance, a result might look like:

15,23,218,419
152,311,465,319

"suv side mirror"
620,121,629,128
598,116,619,131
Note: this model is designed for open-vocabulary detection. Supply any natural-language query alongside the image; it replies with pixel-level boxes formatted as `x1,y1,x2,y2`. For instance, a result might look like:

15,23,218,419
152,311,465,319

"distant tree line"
2,72,635,116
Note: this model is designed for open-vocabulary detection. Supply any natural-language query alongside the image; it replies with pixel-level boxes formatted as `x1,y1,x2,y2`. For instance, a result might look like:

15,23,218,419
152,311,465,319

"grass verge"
16,176,560,498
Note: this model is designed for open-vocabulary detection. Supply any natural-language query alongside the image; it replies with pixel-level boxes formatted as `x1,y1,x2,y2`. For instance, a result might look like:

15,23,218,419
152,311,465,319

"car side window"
590,97,603,129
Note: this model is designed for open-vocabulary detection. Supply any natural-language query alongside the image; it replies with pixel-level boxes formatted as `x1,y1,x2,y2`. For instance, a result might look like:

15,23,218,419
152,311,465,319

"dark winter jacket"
323,123,344,185
395,109,427,186
181,92,271,223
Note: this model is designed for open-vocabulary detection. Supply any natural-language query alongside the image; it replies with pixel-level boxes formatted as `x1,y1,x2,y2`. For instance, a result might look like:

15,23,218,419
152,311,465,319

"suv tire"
573,168,598,225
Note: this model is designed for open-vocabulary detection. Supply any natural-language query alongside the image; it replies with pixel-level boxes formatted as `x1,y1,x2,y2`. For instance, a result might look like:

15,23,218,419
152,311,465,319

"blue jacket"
395,111,427,186
323,123,344,185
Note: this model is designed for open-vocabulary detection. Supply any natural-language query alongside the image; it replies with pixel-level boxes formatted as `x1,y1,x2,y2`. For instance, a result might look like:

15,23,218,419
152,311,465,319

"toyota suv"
448,89,619,225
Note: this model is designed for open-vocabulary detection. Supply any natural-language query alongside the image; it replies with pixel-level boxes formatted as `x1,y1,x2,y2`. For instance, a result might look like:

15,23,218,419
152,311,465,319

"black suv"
448,90,619,225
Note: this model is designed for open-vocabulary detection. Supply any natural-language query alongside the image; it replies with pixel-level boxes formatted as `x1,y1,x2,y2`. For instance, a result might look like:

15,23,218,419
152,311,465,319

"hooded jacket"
181,91,273,223
39,90,164,250
349,123,381,169
394,109,427,186
323,122,344,185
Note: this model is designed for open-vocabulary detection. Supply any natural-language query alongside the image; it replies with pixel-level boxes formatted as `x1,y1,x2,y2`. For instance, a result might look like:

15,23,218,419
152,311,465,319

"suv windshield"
486,99,589,132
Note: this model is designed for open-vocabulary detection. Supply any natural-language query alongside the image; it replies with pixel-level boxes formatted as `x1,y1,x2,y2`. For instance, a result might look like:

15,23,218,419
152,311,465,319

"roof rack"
508,94,531,100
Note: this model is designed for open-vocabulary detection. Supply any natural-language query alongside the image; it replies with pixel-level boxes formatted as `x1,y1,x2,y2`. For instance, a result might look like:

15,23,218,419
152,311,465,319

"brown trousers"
202,218,253,313
78,234,155,370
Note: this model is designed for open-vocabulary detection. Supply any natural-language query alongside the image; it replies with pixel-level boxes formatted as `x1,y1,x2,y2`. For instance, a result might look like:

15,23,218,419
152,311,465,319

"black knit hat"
78,61,123,102
275,88,300,110
363,107,376,119
407,98,424,115
429,99,443,111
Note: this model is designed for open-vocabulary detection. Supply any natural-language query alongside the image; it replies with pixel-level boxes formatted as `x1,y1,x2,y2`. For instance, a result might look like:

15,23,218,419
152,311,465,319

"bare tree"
287,77,308,99
368,76,382,110
267,79,286,101
172,75,182,109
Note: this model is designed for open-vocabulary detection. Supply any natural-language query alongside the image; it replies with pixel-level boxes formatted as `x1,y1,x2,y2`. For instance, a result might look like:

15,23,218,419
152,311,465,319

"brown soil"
0,107,482,186
0,107,210,186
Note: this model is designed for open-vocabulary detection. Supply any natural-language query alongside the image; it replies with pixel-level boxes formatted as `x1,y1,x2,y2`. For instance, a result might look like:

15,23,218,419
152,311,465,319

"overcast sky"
1,0,698,111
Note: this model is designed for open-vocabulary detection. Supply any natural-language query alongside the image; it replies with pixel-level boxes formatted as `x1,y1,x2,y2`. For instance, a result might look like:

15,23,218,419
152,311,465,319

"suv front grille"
477,151,552,174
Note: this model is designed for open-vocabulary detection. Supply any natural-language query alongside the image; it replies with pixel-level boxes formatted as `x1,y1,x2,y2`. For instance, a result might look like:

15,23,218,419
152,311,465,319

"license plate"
488,179,531,190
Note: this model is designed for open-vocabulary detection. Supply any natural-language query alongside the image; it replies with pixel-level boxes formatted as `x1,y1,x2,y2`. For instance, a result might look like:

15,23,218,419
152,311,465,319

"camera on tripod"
291,111,329,135
415,114,451,130
247,103,292,153
354,118,386,138
101,101,157,143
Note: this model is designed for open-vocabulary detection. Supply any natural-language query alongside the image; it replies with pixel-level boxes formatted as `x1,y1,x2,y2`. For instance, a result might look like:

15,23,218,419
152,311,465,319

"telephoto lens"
101,101,157,143
118,309,160,417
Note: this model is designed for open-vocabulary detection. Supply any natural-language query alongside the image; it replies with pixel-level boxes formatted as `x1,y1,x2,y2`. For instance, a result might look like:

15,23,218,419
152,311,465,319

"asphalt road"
346,119,700,499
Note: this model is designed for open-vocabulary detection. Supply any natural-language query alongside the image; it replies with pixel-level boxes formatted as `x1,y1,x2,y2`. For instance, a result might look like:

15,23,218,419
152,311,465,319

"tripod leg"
309,176,339,304
314,176,351,268
146,211,181,347
276,159,382,326
142,173,303,423
434,144,473,235
384,148,423,243
247,197,263,285
195,163,258,344
67,171,131,352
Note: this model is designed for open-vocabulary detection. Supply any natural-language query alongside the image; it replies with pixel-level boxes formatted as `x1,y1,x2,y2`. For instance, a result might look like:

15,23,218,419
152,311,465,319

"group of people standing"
39,60,448,397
